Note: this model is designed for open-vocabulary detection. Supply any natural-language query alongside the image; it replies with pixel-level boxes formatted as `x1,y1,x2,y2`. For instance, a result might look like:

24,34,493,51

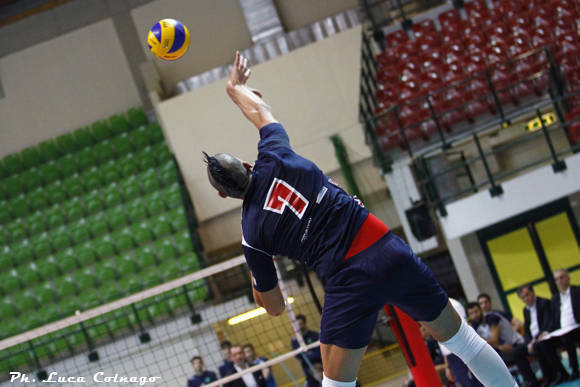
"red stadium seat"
465,51,487,74
464,32,487,52
442,40,465,64
490,67,518,105
379,133,401,151
442,62,465,84
421,71,444,94
438,84,469,130
413,19,437,36
421,49,443,70
494,0,526,19
565,109,580,144
438,9,461,30
481,8,505,28
416,33,440,52
376,49,398,68
376,84,399,106
485,45,509,66
506,36,531,58
440,29,459,45
386,30,409,47
377,65,398,85
395,41,419,64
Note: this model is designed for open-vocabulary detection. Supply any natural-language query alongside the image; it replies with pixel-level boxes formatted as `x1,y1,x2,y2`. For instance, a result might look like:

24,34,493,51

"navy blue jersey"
242,123,368,291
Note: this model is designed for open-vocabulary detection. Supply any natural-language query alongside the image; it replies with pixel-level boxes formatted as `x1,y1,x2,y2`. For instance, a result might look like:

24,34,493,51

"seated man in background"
518,284,568,385
478,293,524,335
220,344,267,387
219,341,234,377
290,314,321,387
467,302,539,387
243,343,276,387
188,356,218,387
551,268,580,381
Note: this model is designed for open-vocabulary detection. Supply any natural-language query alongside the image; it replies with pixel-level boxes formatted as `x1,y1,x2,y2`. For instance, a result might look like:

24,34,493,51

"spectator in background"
467,302,539,387
188,356,218,387
478,293,524,335
518,284,568,385
220,344,267,387
290,314,322,387
219,341,234,378
243,343,276,387
551,268,580,381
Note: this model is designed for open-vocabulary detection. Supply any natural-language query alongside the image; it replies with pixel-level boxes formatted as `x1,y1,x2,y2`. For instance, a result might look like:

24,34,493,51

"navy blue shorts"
319,231,448,349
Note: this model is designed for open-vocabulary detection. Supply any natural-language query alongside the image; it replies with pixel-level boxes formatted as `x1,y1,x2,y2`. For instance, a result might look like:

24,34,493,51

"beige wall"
131,0,252,93
0,19,140,158
274,0,359,31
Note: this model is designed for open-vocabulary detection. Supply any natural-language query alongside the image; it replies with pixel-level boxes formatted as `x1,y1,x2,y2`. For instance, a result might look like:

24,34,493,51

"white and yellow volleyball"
147,18,190,61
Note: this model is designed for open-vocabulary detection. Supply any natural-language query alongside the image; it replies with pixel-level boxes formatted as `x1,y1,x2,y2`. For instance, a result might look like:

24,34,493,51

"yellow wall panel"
535,213,580,271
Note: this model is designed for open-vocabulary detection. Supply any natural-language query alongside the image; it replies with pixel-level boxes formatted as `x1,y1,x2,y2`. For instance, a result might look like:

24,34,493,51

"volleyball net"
0,252,408,387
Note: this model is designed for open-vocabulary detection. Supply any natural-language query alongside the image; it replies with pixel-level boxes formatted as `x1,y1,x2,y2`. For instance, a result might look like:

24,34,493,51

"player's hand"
228,51,251,88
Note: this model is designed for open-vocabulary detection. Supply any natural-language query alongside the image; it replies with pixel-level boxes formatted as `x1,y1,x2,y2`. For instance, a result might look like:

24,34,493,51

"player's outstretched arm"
226,51,277,130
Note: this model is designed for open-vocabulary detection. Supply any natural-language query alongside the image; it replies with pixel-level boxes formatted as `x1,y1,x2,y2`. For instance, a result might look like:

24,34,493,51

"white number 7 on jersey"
263,178,309,219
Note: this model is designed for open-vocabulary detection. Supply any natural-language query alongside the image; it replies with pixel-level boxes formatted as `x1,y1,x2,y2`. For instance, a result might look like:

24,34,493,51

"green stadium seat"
63,197,84,222
139,169,160,193
159,164,178,186
91,120,111,141
131,221,154,244
3,153,23,175
36,256,59,280
0,246,13,270
76,148,96,170
25,212,46,236
94,261,117,284
57,154,78,176
190,280,208,301
20,314,42,335
21,167,42,191
45,332,70,357
55,248,78,273
80,166,101,191
105,205,128,230
154,237,176,261
140,266,161,287
153,142,171,163
0,202,10,224
167,289,188,312
144,192,166,216
12,239,34,263
37,139,59,162
18,262,41,285
34,282,56,305
56,133,77,154
148,296,170,318
0,160,5,180
0,269,21,293
127,107,147,129
168,207,188,230
59,298,79,317
42,304,61,324
70,219,90,245
83,190,102,215
39,160,60,185
6,219,27,242
94,234,116,259
163,183,183,208
130,125,151,149
159,260,180,281
73,267,96,290
174,230,194,255
73,126,94,148
147,122,164,143
120,176,141,201
112,132,133,156
20,146,41,169
149,214,171,238
114,254,137,277
112,227,134,252
9,194,29,218
45,181,66,205
31,232,52,258
86,212,109,237
28,188,49,212
94,140,115,164
118,275,142,295
118,153,139,177
178,252,200,272
102,183,122,208
129,301,151,325
63,174,84,198
49,226,71,252
13,289,36,313
109,114,129,135
0,299,16,320
0,185,5,202
134,246,156,269
136,146,156,170
100,283,122,303
100,159,120,184
45,204,65,228
0,226,7,245
79,289,101,310
126,198,147,223
74,242,96,266
4,176,23,198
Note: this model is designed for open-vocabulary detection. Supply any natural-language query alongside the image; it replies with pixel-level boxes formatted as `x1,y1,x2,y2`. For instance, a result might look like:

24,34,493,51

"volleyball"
147,18,190,61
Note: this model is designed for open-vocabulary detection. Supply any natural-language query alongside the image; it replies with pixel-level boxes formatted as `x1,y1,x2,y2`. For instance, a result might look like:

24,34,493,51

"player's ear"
218,192,227,198
242,162,253,171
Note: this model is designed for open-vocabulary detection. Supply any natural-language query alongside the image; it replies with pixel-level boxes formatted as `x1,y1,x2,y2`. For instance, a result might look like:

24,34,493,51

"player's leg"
320,344,366,383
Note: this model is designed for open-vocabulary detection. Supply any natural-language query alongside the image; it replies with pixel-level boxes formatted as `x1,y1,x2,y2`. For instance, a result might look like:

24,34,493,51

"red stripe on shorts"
343,213,389,261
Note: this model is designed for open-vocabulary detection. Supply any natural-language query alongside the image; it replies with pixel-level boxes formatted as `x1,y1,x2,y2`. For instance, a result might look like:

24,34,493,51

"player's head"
517,284,535,307
190,355,204,373
296,314,307,335
477,293,492,312
554,268,570,293
242,343,255,362
467,302,483,323
203,152,251,199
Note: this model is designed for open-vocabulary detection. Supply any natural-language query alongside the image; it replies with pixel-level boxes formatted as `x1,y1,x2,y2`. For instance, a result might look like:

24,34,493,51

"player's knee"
322,374,356,387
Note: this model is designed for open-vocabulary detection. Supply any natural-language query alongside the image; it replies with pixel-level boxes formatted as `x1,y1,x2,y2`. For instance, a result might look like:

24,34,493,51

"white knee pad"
322,374,356,387
440,318,487,363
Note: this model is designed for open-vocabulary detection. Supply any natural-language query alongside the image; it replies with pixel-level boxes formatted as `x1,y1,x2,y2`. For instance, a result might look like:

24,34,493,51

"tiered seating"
0,107,206,360
374,0,580,152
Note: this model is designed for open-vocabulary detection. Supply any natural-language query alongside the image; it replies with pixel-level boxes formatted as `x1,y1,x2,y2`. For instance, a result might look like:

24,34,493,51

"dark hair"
517,284,534,296
191,355,202,363
477,293,491,302
203,152,250,199
220,340,232,349
296,314,306,323
466,302,481,311
242,343,254,351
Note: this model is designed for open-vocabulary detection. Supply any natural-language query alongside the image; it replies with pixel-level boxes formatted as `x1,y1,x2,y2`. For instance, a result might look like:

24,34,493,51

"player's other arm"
251,272,285,316
226,51,277,130
244,245,285,316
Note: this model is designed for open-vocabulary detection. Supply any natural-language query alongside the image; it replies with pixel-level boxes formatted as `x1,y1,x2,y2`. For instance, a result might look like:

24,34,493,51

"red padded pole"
384,305,441,387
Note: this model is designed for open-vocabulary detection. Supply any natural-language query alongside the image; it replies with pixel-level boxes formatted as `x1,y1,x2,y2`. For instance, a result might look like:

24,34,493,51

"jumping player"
204,51,516,386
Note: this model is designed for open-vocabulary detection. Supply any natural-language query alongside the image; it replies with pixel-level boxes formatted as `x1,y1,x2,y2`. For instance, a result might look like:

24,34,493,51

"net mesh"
0,252,408,387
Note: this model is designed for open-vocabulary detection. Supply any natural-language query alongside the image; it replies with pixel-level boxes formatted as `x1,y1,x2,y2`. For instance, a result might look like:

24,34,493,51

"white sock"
322,373,356,387
441,319,517,387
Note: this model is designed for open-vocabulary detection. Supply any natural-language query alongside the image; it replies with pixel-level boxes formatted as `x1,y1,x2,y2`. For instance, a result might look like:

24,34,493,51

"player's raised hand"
228,51,251,88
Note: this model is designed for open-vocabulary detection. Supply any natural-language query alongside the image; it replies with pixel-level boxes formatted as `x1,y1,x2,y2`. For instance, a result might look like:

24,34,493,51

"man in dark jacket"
220,344,267,387
518,284,568,385
551,269,580,381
